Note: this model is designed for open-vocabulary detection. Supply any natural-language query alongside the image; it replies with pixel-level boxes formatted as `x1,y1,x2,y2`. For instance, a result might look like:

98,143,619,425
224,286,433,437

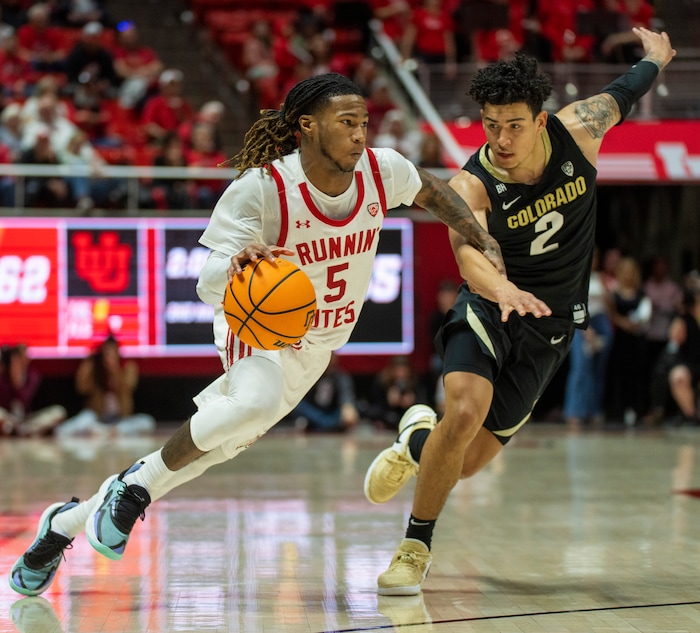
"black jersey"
464,115,597,327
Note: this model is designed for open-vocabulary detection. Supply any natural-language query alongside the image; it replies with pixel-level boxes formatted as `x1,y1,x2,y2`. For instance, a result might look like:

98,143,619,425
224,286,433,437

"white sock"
122,449,174,493
51,494,100,539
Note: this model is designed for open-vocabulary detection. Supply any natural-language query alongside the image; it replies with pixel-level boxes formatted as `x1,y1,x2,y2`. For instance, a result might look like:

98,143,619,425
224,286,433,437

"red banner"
445,120,700,183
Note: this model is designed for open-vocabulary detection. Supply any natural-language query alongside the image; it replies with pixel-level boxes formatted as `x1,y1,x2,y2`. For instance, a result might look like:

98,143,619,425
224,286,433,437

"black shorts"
435,286,575,445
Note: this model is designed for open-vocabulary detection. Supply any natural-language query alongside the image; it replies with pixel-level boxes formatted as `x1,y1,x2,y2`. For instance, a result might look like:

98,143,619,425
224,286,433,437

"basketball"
223,258,317,350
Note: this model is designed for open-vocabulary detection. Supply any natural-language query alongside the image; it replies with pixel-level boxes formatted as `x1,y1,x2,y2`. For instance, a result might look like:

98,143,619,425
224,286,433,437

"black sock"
405,514,436,549
408,428,430,463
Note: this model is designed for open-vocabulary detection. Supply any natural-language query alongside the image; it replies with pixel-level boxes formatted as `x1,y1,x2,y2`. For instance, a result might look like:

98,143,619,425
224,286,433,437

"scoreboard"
0,217,414,358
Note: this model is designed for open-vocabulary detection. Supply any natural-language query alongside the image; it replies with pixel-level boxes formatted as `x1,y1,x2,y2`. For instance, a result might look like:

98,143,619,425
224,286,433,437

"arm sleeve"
196,250,232,305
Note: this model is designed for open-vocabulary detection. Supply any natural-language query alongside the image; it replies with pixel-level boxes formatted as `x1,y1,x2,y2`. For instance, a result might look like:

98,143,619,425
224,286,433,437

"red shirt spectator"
141,69,194,144
403,0,456,59
16,2,67,71
537,0,596,63
471,0,526,62
370,0,414,43
112,22,163,109
0,29,37,98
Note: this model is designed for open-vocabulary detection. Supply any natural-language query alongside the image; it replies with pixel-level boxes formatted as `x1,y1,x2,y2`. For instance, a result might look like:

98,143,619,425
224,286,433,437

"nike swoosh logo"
409,519,431,526
502,196,522,211
550,335,566,345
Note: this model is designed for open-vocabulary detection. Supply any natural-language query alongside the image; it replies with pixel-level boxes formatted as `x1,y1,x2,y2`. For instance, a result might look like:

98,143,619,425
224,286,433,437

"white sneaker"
363,404,437,504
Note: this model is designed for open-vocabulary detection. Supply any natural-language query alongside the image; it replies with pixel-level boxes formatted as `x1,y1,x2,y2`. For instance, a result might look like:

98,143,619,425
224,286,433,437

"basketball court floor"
3,423,700,633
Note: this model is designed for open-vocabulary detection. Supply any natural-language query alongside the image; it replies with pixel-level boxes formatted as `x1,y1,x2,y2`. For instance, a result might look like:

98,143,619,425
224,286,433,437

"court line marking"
321,599,700,632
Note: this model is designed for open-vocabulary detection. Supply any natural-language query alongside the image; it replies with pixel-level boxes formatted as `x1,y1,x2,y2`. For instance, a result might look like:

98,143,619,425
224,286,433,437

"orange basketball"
223,258,317,350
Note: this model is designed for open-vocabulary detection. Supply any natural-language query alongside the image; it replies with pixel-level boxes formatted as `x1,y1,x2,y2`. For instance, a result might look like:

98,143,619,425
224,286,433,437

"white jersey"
199,147,422,352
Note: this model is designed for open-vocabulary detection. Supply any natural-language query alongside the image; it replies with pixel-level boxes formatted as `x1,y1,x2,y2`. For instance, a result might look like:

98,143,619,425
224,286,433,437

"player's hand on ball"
228,244,295,279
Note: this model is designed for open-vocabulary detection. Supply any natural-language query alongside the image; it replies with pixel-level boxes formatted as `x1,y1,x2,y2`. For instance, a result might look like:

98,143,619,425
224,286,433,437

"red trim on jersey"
270,165,289,246
366,148,388,216
298,173,365,226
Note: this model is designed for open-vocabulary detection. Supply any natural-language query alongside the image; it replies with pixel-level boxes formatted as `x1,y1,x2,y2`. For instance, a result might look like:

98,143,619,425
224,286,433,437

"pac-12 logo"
367,202,379,217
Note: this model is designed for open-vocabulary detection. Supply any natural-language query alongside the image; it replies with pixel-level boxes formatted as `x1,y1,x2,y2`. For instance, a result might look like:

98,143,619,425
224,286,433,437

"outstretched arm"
413,166,506,276
558,27,676,164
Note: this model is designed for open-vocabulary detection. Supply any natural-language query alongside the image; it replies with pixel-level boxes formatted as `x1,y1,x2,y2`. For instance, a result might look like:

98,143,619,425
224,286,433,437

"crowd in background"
0,0,660,211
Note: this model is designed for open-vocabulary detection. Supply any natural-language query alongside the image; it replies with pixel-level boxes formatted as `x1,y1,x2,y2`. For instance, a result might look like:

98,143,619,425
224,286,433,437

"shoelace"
384,454,416,483
25,532,73,568
113,486,149,534
395,550,430,566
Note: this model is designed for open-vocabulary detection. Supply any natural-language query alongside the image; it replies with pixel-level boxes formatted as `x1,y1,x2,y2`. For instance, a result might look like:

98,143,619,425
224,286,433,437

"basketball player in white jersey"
10,73,548,596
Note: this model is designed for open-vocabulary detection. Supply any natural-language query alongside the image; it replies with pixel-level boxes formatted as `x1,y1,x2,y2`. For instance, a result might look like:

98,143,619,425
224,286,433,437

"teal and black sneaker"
9,498,80,596
86,464,151,560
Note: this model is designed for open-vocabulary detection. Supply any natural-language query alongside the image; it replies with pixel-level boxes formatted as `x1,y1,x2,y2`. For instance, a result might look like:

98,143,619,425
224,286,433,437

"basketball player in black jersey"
365,26,676,595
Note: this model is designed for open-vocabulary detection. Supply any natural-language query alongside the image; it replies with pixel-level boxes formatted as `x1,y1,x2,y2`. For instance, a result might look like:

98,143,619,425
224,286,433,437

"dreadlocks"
468,53,552,117
228,73,363,178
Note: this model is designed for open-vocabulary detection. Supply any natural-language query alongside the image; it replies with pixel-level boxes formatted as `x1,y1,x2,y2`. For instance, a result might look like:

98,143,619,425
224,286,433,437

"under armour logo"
295,220,311,229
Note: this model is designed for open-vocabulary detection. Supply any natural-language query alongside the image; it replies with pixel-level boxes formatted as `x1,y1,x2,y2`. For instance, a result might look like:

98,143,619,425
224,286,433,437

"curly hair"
468,53,552,117
227,73,363,178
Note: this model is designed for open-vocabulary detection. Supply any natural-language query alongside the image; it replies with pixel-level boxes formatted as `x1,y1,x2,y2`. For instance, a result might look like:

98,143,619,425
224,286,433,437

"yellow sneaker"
378,539,432,595
364,404,437,504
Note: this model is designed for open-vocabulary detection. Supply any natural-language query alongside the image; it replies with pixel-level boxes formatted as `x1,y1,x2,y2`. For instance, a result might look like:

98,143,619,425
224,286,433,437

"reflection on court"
2,425,700,632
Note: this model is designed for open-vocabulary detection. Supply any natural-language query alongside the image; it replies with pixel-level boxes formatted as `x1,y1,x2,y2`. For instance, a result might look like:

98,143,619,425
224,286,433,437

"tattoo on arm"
574,94,619,139
415,169,487,249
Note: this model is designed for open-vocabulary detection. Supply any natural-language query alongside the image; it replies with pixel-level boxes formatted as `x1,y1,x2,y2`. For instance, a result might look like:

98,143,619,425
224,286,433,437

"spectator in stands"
468,0,525,63
370,0,413,45
367,355,428,431
600,0,655,63
0,101,22,159
65,22,118,142
19,75,72,127
365,76,398,137
601,246,621,292
141,68,194,145
0,343,67,437
535,0,596,63
21,91,79,154
401,0,457,79
19,126,73,208
373,108,423,163
290,352,360,433
666,288,700,425
427,278,458,411
242,19,280,110
56,334,155,438
643,254,683,425
65,22,118,99
563,248,614,429
16,3,67,73
185,122,226,209
417,131,446,169
177,99,225,152
607,256,652,425
112,21,163,110
58,128,124,212
146,131,192,210
0,26,37,103
0,101,20,205
352,56,381,98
